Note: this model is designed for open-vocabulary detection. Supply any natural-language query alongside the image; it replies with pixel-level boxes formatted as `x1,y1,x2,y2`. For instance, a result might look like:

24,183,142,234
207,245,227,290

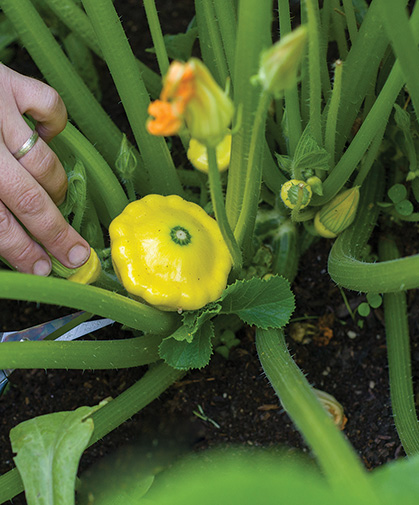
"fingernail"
68,244,90,267
33,259,51,276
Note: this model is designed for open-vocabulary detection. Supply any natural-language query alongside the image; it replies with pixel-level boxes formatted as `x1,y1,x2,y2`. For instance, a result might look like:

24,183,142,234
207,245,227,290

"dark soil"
1,1,419,503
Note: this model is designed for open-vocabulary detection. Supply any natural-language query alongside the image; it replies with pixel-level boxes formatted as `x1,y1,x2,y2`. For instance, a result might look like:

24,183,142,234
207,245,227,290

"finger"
2,120,68,206
0,199,51,275
10,70,67,142
0,151,90,269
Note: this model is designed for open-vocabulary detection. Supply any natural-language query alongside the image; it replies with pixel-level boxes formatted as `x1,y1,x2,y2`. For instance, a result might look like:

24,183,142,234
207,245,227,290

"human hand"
0,64,90,275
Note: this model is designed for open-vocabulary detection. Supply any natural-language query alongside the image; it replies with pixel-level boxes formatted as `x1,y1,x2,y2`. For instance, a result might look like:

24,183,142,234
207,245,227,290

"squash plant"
0,0,418,503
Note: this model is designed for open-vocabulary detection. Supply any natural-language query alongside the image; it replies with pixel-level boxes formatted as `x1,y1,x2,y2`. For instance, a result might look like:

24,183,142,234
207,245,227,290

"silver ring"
13,130,39,160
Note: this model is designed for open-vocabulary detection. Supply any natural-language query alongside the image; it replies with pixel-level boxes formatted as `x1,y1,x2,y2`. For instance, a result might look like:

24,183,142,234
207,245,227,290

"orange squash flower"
147,58,234,148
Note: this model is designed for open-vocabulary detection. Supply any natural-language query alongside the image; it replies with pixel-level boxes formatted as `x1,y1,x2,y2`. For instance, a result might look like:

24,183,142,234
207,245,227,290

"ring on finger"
13,130,39,160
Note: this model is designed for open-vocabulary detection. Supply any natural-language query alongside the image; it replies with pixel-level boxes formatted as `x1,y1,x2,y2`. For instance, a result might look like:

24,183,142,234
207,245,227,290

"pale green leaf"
293,128,330,172
10,404,104,505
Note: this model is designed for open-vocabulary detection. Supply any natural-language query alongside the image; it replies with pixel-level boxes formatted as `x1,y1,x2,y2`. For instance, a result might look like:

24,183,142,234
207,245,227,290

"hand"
0,64,90,275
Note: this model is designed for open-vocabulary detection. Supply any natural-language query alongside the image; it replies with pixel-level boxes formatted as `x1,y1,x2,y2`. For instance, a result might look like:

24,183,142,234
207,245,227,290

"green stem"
225,0,272,229
312,25,419,206
342,0,358,45
379,237,419,455
328,168,419,293
0,334,161,370
194,0,229,86
81,0,183,197
305,0,323,147
234,90,271,252
325,59,343,168
256,328,380,503
353,119,386,187
0,272,178,335
143,0,169,76
278,0,302,156
212,0,237,79
333,0,408,158
331,0,348,58
42,0,161,98
88,362,184,445
0,363,184,503
207,147,242,271
0,0,129,169
381,0,419,124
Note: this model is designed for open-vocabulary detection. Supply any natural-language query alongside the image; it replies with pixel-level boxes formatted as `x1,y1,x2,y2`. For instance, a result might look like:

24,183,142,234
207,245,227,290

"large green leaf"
10,403,105,505
220,276,295,329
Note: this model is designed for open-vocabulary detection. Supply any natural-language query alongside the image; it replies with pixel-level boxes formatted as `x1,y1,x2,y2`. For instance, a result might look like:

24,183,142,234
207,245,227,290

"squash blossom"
109,194,232,312
280,179,312,210
147,58,234,147
68,248,101,285
314,187,360,238
187,134,232,173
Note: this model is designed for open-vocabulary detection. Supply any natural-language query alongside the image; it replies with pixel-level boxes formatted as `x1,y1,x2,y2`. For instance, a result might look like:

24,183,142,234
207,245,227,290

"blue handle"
0,370,8,396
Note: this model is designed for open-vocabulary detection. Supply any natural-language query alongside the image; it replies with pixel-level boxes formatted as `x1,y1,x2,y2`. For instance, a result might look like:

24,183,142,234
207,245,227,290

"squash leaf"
220,276,295,329
159,319,214,370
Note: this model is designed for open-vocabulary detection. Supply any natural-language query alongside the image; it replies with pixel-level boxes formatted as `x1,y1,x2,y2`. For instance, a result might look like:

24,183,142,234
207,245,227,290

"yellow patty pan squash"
109,194,232,312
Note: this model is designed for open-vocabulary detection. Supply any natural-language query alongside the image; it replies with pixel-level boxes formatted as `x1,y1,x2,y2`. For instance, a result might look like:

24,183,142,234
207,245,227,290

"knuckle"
0,205,12,235
35,148,58,180
47,222,72,249
13,240,37,265
14,187,46,217
43,86,63,116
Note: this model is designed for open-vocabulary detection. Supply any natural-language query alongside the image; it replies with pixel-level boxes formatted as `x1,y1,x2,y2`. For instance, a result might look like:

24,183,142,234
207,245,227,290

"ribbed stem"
81,0,183,197
225,0,272,229
328,169,419,293
194,0,228,86
381,0,419,124
342,0,358,45
379,237,419,455
234,90,271,252
212,0,237,78
0,272,178,335
332,0,408,159
305,0,323,147
207,147,242,271
278,0,302,156
325,59,343,168
143,0,169,76
256,328,380,503
0,334,161,370
42,0,161,97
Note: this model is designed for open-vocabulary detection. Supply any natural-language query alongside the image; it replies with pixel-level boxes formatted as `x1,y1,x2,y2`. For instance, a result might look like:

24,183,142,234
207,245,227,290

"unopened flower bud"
115,134,138,181
187,134,231,173
280,179,312,209
314,187,360,238
255,26,307,98
306,176,323,196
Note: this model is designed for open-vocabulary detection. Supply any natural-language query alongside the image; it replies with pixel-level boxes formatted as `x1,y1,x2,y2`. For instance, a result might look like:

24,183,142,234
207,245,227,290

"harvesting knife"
0,311,114,396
